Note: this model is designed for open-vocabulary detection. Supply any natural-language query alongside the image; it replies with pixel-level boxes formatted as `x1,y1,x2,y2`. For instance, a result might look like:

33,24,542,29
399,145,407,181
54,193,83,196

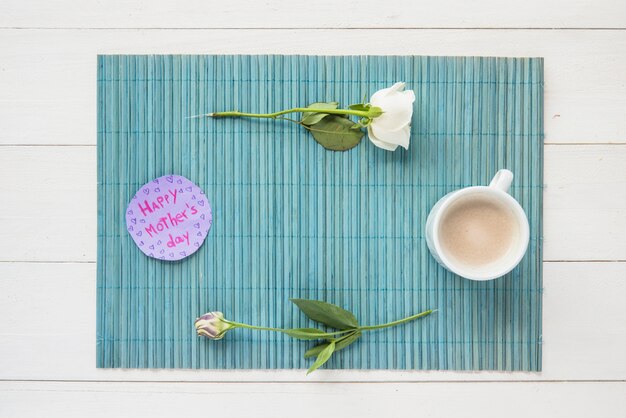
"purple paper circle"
125,174,213,261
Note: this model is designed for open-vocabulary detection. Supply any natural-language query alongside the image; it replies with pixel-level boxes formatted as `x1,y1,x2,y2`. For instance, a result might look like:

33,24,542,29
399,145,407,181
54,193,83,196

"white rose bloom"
367,82,415,151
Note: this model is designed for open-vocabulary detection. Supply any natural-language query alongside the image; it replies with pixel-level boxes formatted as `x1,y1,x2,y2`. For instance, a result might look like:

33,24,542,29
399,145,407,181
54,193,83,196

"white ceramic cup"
425,169,530,281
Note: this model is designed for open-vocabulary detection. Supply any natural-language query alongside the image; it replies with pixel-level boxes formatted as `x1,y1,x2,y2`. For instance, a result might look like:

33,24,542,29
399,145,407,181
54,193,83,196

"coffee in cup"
425,170,530,281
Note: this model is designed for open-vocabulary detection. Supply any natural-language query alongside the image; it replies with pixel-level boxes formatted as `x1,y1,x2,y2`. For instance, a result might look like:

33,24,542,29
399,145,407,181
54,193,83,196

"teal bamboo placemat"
97,55,543,370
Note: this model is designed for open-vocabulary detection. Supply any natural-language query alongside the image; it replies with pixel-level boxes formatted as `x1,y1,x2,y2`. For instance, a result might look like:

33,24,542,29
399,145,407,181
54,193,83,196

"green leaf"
291,298,359,330
350,122,364,130
282,328,333,340
306,115,364,151
304,343,329,359
304,331,362,358
301,102,338,126
368,106,384,118
335,331,361,351
307,341,335,375
348,103,369,111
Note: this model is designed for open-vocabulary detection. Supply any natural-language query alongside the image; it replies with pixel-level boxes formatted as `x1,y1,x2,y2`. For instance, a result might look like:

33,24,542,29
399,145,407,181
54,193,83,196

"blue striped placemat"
97,55,543,370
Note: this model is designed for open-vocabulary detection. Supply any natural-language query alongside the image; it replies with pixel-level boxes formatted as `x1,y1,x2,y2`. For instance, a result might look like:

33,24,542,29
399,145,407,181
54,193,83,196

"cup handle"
489,169,514,193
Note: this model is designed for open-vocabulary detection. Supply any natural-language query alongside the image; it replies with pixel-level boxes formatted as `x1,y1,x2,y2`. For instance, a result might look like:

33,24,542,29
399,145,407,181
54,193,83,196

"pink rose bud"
194,311,232,340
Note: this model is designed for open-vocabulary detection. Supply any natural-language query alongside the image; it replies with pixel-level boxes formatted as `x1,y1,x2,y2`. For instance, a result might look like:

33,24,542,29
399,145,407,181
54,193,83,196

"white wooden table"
1,1,625,416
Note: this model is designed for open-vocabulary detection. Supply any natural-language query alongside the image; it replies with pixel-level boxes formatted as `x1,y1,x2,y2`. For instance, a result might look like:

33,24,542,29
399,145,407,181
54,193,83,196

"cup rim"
430,186,530,281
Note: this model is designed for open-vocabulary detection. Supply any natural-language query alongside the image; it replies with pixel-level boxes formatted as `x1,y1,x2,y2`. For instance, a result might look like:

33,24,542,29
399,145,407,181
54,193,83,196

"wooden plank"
0,146,96,262
2,145,624,262
544,145,626,261
1,381,625,418
0,29,625,145
1,0,625,29
0,261,624,381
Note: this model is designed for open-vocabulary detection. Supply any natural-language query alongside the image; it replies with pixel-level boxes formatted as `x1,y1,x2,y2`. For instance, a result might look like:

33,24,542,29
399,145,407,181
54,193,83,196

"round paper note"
126,174,213,261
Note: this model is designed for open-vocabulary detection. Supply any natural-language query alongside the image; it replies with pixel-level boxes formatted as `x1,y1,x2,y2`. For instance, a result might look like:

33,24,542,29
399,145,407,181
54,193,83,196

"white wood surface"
2,0,625,29
1,381,624,418
1,0,625,416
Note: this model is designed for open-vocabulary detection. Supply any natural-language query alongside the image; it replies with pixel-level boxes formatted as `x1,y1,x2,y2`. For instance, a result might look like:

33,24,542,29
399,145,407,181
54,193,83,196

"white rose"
367,82,415,151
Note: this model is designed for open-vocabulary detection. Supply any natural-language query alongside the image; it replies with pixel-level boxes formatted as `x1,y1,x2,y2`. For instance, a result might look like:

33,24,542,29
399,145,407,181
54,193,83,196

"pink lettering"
138,200,153,217
166,231,190,248
145,224,158,238
175,210,188,223
167,233,176,248
167,212,179,227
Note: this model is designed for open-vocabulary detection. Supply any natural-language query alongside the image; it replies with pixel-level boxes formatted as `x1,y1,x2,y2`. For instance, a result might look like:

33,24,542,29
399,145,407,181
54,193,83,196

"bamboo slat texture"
97,55,543,370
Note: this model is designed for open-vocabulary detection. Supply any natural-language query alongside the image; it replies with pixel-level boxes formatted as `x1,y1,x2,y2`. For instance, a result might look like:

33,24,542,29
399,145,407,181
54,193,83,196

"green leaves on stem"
196,299,434,375
304,331,362,359
203,100,383,152
300,102,341,125
299,101,385,151
299,101,364,151
281,328,342,340
194,81,417,152
306,115,364,151
289,298,362,373
290,298,359,330
307,341,336,375
289,298,434,375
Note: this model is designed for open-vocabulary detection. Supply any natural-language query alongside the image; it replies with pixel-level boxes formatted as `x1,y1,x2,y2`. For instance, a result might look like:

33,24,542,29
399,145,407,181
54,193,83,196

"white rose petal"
368,124,411,151
367,82,415,151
